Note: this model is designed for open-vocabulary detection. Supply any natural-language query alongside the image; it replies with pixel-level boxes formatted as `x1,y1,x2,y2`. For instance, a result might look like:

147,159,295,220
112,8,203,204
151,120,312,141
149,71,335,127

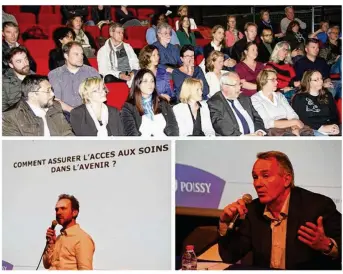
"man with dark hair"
2,74,73,136
48,41,100,114
43,194,95,270
257,28,276,63
2,46,34,111
61,6,89,24
231,22,258,62
218,150,341,270
2,21,36,73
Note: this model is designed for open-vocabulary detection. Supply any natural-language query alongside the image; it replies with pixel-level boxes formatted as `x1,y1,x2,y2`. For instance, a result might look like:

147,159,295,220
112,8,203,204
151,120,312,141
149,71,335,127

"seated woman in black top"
292,70,340,136
49,27,90,71
91,5,112,26
70,77,124,136
121,68,179,136
203,25,236,72
116,6,142,27
284,20,306,57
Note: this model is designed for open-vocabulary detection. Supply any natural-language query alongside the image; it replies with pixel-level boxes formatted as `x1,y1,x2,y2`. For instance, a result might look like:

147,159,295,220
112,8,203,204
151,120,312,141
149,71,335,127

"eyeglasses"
33,88,54,94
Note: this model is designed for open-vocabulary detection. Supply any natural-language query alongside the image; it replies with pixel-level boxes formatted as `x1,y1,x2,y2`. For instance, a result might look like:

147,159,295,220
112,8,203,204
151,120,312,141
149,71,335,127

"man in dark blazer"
257,28,276,63
218,151,341,270
207,71,266,136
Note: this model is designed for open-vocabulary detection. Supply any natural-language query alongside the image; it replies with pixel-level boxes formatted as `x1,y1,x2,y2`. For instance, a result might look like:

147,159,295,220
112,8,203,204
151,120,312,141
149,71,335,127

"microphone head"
242,194,253,204
51,220,58,229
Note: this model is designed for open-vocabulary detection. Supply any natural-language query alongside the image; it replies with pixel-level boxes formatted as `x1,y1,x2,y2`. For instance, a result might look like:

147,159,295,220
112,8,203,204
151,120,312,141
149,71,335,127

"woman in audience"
284,20,306,52
172,45,209,100
67,15,97,58
265,41,300,102
176,15,196,47
121,68,179,136
115,5,141,27
49,27,90,70
292,70,340,136
203,25,236,71
139,45,175,102
225,15,243,48
175,5,197,30
91,6,112,26
251,68,312,136
70,77,124,136
205,51,226,97
257,9,283,38
235,41,264,96
309,21,330,44
173,78,215,136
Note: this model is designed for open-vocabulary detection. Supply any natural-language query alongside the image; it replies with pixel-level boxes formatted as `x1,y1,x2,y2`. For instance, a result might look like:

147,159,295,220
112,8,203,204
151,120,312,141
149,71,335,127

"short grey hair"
220,71,239,87
269,41,293,65
157,22,171,34
328,25,340,34
285,6,293,12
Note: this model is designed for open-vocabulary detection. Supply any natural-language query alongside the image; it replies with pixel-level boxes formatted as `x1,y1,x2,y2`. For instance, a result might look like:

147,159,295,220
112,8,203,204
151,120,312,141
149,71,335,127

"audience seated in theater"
139,45,175,102
203,25,236,71
2,75,73,136
225,15,243,48
2,21,36,73
231,22,258,62
116,5,142,27
173,78,215,136
251,68,312,136
91,6,112,26
280,6,307,34
292,70,340,136
61,6,92,25
146,12,180,46
207,71,266,136
49,27,90,71
309,21,330,44
48,41,100,115
97,22,139,87
153,22,182,71
284,20,306,55
121,68,179,136
2,10,17,24
265,41,300,102
175,6,197,31
294,38,335,95
172,45,209,100
257,28,276,63
257,9,284,39
205,51,227,98
67,16,97,58
3,47,34,112
70,77,124,136
319,26,342,74
176,16,196,47
235,41,264,97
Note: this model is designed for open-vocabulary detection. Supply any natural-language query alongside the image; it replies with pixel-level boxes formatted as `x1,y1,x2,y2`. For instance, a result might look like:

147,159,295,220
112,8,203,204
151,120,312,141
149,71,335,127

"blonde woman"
175,5,197,30
70,77,124,136
205,51,227,97
173,78,215,136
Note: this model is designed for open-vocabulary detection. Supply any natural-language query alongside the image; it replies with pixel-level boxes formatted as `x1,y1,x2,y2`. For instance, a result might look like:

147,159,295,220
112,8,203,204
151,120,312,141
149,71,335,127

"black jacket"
256,41,276,63
91,6,112,25
218,187,341,270
49,48,90,71
121,98,179,136
70,104,124,136
61,6,89,24
203,42,231,64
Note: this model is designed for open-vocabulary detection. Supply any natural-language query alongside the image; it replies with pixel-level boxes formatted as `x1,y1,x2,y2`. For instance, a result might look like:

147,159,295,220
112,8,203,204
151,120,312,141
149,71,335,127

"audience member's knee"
104,74,118,83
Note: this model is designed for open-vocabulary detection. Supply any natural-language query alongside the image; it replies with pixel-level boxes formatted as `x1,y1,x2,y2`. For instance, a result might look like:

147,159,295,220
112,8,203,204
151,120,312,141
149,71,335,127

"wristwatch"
323,238,334,255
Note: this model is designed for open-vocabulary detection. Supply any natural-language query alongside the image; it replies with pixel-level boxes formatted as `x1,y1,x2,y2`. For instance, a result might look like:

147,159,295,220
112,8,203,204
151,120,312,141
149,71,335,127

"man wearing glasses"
207,71,266,136
257,29,276,64
3,75,74,136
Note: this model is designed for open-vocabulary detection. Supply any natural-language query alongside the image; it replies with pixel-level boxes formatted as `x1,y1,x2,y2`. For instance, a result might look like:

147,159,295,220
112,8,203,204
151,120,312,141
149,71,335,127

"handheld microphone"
37,220,58,270
228,194,252,230
46,220,58,242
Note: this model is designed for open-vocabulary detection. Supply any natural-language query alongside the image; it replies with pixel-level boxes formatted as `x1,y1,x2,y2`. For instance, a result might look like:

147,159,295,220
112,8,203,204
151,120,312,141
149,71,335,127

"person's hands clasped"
220,199,248,224
46,228,56,245
320,124,340,135
298,216,332,252
224,58,236,68
291,119,304,129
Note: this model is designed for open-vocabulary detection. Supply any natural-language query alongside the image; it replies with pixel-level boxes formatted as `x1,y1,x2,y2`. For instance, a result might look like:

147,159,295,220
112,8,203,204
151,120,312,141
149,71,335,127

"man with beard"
2,46,33,112
257,28,276,64
2,21,36,73
2,75,74,136
43,194,95,270
48,41,100,115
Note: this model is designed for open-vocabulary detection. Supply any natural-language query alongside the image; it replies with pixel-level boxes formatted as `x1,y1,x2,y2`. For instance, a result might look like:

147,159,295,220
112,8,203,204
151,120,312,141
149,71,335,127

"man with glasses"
2,46,34,112
207,71,266,136
320,26,341,76
257,29,276,64
3,75,73,136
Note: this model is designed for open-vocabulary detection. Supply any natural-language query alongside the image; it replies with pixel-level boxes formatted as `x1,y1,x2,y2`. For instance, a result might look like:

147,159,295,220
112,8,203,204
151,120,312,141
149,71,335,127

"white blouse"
205,70,227,98
139,114,167,137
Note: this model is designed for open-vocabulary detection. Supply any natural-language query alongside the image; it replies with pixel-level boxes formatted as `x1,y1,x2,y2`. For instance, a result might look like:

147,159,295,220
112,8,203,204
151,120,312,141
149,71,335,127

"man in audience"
2,75,74,136
319,26,341,75
48,41,100,115
207,72,266,136
257,28,276,63
2,21,36,73
97,22,139,86
280,6,307,34
3,47,34,112
231,22,258,62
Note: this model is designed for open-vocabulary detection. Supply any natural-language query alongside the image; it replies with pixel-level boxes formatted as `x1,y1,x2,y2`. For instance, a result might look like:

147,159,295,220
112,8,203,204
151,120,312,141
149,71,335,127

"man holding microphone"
43,194,95,270
218,151,341,270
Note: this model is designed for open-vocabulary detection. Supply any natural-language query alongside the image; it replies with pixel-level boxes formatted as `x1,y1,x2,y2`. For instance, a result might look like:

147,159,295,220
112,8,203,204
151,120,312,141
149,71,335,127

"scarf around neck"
86,103,109,136
141,95,154,120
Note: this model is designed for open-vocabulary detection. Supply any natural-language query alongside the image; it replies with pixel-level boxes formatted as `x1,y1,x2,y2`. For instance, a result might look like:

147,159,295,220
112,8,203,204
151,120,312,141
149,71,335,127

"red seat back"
39,14,61,26
88,58,98,70
16,13,37,25
40,6,54,14
24,39,55,58
101,24,111,38
84,26,101,41
195,54,204,66
3,6,21,15
106,82,129,110
126,26,148,41
336,98,342,124
137,8,155,20
35,57,50,75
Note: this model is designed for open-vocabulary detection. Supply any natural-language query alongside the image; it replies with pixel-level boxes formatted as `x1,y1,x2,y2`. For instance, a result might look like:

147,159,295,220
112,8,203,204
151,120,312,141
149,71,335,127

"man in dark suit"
257,28,276,63
207,71,266,136
218,151,341,270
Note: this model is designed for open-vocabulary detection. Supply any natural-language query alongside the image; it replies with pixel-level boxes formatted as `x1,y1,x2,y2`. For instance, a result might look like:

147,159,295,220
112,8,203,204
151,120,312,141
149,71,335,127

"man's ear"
283,173,292,188
72,209,79,218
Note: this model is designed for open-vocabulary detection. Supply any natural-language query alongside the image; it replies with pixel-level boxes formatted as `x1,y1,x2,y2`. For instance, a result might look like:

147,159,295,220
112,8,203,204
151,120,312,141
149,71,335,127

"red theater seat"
48,24,64,39
137,8,155,20
110,7,116,22
196,39,211,47
106,82,129,110
39,14,61,26
126,26,148,41
330,73,341,80
16,13,37,25
40,6,54,14
195,55,204,66
85,26,101,40
24,39,55,58
4,6,21,14
336,98,342,124
35,58,50,75
101,24,111,38
88,58,98,70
